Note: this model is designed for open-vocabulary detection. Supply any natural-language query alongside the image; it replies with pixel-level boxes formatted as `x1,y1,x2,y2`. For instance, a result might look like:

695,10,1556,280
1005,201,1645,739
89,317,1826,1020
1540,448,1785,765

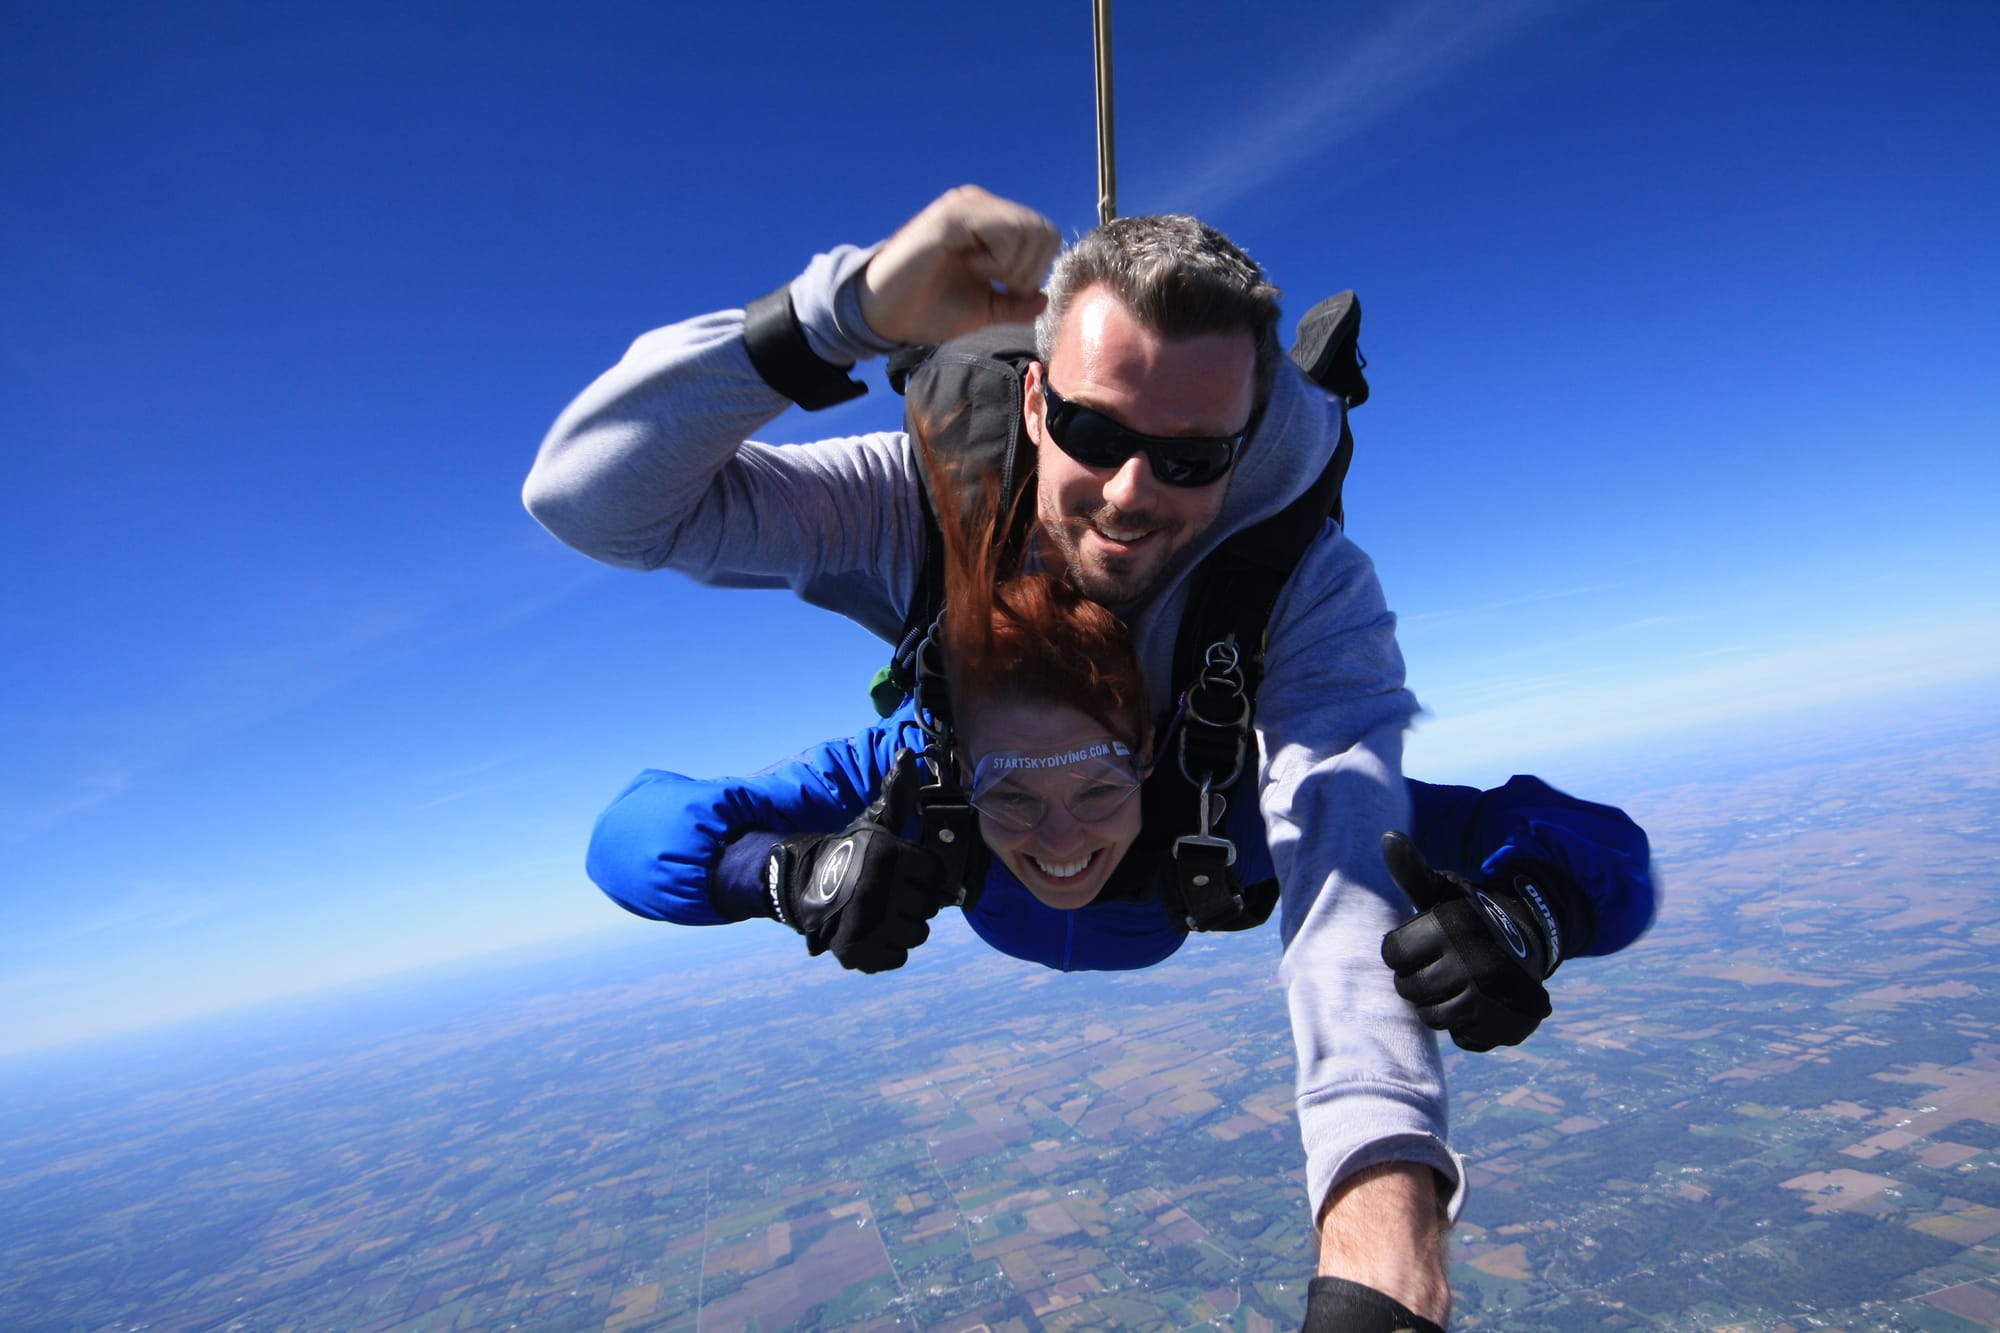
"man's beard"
1042,505,1183,607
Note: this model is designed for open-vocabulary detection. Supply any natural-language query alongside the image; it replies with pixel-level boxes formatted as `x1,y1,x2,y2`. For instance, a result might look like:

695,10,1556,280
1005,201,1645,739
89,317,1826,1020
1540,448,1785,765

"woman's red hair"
916,413,1153,759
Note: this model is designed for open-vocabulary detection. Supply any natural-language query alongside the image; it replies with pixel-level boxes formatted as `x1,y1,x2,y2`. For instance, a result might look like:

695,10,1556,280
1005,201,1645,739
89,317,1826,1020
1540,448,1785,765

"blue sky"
3,0,1996,1056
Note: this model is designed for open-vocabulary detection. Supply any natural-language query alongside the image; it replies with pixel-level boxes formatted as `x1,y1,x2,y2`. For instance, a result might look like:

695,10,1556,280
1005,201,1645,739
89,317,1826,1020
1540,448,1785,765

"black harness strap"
1153,421,1353,931
917,789,987,908
1162,639,1253,928
901,618,989,906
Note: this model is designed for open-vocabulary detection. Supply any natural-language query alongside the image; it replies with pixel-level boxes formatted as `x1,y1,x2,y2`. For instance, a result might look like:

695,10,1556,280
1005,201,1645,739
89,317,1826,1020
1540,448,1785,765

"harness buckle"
1172,775,1240,869
1172,774,1242,930
916,783,984,910
1170,840,1245,931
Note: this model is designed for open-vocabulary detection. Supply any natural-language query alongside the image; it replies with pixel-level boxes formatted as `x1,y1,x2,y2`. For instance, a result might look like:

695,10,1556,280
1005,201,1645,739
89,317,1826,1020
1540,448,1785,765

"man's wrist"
1316,1162,1451,1324
796,242,899,360
1301,1277,1445,1333
826,245,903,356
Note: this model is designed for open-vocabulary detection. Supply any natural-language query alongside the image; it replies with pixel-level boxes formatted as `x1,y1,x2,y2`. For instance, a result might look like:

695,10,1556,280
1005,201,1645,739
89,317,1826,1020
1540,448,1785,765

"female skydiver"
582,418,1655,1051
588,552,1203,972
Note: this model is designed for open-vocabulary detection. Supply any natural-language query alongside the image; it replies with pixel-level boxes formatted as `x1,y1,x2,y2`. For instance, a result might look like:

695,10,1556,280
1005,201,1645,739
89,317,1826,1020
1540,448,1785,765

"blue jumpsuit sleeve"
585,709,917,924
1404,775,1657,957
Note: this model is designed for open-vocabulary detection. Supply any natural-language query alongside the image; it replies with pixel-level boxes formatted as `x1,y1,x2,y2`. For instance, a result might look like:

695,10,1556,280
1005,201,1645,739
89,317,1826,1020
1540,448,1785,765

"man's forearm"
522,242,905,587
523,307,787,570
1316,1161,1451,1323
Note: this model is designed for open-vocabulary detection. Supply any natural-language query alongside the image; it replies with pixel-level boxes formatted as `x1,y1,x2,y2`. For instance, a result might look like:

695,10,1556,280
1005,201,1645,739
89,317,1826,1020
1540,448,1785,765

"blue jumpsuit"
586,701,1655,972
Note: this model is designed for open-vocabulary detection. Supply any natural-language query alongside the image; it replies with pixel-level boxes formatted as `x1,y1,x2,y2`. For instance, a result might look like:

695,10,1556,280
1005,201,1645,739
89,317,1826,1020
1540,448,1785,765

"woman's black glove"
764,750,946,973
1378,831,1563,1052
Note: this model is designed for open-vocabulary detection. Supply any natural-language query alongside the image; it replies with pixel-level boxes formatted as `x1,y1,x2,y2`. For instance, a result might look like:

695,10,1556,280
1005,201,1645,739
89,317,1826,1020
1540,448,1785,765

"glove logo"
804,839,854,907
1517,879,1562,967
1476,890,1530,960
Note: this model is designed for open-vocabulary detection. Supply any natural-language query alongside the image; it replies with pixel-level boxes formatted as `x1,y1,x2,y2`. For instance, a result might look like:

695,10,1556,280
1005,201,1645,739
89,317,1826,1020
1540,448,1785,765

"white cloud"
1406,615,2000,776
0,761,134,843
1151,0,1581,215
1397,577,1648,629
11,881,232,952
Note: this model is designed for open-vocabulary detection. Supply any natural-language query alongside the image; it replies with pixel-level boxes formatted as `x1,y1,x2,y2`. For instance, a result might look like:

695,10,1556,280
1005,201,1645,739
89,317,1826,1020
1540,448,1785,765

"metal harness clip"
1172,775,1243,929
1170,639,1252,930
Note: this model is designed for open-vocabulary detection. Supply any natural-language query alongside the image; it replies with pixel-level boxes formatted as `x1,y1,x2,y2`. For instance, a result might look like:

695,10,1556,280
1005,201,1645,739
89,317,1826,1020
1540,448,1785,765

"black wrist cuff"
1509,857,1597,966
713,832,785,923
742,284,868,410
1302,1277,1445,1333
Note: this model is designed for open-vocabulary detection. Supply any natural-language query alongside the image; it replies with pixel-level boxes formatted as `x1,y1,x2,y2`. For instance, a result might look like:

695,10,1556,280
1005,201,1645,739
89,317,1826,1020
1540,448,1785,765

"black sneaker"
1289,291,1369,408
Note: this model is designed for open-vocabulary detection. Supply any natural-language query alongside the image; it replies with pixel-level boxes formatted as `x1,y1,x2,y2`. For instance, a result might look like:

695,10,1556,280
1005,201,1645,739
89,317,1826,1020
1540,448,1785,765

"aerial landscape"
6,5,1997,1331
3,694,1997,1331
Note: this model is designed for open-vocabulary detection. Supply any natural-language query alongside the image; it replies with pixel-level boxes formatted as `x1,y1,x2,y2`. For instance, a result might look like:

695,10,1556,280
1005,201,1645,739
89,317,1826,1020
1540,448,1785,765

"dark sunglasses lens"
1051,409,1135,469
1055,408,1235,486
1151,441,1234,486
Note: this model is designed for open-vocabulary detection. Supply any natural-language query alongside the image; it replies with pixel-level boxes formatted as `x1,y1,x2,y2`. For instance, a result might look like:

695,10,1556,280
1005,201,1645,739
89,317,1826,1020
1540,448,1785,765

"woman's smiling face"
961,699,1146,910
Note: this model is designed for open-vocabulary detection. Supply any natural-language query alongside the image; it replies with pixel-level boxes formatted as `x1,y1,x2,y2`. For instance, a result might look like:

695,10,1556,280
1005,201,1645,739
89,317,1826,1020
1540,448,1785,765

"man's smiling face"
1024,286,1256,606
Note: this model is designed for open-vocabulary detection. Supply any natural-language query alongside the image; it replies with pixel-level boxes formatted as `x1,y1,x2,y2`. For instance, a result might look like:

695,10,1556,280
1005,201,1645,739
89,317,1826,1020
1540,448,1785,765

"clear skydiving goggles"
966,739,1145,834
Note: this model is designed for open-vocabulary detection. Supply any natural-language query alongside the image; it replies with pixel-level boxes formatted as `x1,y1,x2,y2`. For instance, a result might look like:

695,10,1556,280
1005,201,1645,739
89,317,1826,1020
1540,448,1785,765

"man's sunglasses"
1039,376,1246,488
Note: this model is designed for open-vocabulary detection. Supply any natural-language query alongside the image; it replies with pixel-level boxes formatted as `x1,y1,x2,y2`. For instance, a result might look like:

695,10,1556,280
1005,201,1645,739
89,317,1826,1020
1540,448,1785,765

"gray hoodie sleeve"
521,244,924,640
1256,528,1466,1220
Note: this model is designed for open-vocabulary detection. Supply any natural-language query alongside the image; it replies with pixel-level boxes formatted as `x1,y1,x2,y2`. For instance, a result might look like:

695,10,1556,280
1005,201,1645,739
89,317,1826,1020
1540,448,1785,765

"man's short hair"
1036,214,1283,410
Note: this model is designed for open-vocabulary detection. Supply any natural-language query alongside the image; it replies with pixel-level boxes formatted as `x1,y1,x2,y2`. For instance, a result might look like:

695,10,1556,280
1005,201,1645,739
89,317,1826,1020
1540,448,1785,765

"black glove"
1379,831,1562,1052
765,749,947,973
1299,1276,1446,1333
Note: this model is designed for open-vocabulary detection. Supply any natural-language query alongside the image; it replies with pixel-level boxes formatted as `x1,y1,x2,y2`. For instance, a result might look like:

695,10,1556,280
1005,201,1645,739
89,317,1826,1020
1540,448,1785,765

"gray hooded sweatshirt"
523,242,1461,1220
